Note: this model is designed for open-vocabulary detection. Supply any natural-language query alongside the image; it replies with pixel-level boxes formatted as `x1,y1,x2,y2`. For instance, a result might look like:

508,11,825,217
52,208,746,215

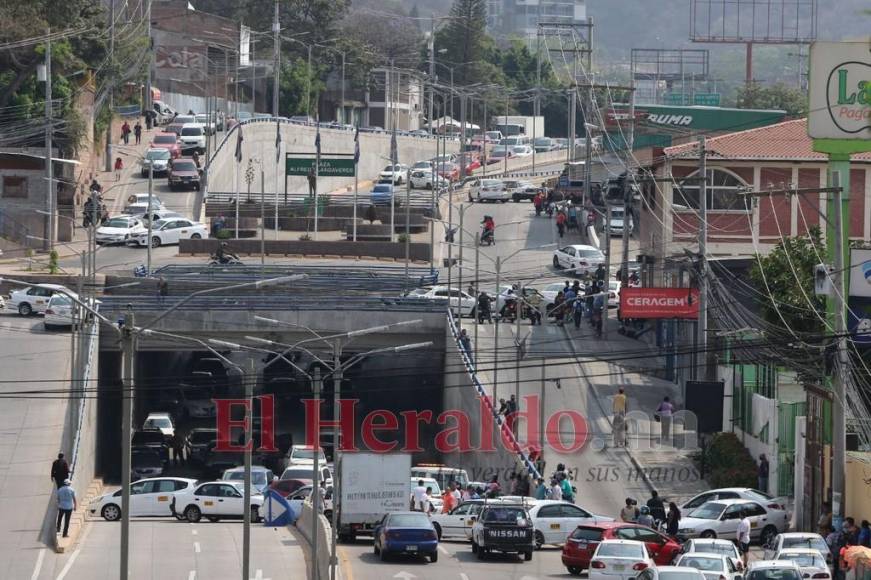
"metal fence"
97,295,447,313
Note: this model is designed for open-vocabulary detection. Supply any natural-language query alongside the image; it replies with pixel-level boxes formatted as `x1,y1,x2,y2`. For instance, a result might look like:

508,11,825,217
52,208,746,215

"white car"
763,533,831,564
89,477,197,521
8,284,70,316
178,123,206,153
410,169,448,190
139,148,172,177
129,218,208,248
142,412,175,438
431,500,487,540
511,145,534,157
679,538,742,564
637,566,708,580
609,280,621,309
677,499,790,545
589,539,654,580
675,552,743,580
681,488,787,513
773,549,830,579
746,560,804,580
379,164,409,185
470,178,509,202
96,216,147,245
286,445,327,466
540,282,569,305
404,286,476,316
280,465,333,488
607,206,634,236
222,466,274,494
194,113,216,135
552,244,606,275
528,500,614,548
409,477,443,512
173,480,264,523
43,292,77,329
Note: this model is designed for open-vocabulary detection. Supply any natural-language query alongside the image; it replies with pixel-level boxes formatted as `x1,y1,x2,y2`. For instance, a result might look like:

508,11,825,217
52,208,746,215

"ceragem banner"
808,41,871,140
620,287,699,319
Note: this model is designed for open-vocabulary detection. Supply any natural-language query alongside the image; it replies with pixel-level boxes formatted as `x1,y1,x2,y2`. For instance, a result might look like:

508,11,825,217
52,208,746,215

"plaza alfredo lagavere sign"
286,157,356,177
808,41,871,140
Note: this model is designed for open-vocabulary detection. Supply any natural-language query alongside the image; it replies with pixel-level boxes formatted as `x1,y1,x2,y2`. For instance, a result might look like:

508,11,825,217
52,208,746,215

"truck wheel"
477,546,486,560
471,541,478,554
524,551,533,561
534,530,545,550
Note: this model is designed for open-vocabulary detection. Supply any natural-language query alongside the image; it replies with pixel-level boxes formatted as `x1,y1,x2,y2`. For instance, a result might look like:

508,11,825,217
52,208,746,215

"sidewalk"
561,317,710,504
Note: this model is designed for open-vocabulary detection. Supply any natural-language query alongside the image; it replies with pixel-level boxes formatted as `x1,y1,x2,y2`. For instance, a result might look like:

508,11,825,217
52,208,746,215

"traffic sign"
285,157,356,177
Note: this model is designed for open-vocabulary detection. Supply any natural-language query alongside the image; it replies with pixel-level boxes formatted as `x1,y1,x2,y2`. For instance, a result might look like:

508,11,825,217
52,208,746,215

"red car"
562,522,681,576
150,133,181,158
436,162,460,182
268,478,311,498
457,153,481,177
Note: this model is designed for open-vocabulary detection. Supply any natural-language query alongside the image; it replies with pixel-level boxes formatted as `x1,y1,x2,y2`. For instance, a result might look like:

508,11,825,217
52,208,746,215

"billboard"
848,248,871,345
620,287,699,319
154,46,206,82
808,42,871,140
239,25,251,67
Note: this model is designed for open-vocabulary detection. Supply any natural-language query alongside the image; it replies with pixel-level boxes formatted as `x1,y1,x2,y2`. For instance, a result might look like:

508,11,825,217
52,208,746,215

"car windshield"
778,554,826,568
597,543,643,558
293,448,323,460
611,209,625,218
50,295,72,306
373,185,392,193
146,149,171,160
692,542,735,556
482,180,501,187
781,537,827,552
282,468,311,480
569,527,604,541
152,220,170,229
154,135,176,144
146,417,172,428
173,161,197,172
383,165,400,171
226,471,267,485
104,218,133,228
189,431,216,444
579,249,605,259
688,502,726,520
748,569,802,580
389,514,431,527
483,507,526,522
680,557,724,571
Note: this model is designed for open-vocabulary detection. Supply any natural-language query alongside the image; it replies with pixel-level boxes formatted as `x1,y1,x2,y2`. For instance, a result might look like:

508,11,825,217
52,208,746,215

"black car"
132,429,170,462
470,504,534,561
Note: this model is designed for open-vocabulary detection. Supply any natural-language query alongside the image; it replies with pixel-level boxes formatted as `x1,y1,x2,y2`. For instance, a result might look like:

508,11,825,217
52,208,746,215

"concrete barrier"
296,502,333,580
179,238,432,262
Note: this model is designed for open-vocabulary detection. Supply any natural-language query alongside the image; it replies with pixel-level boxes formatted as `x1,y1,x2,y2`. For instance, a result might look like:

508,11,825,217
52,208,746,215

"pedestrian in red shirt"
114,156,123,181
556,211,567,238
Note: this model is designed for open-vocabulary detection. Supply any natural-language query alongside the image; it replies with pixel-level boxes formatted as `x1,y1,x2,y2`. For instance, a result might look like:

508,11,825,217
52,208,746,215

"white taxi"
8,284,70,316
129,218,208,248
89,477,197,521
96,215,146,245
528,500,613,548
404,286,476,317
173,480,264,523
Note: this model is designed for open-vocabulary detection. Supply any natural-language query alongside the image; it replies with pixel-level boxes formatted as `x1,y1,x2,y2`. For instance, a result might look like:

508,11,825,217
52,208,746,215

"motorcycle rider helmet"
639,505,650,515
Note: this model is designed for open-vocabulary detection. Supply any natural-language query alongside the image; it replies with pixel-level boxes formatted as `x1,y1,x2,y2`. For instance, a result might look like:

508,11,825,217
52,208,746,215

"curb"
54,478,104,553
558,324,660,497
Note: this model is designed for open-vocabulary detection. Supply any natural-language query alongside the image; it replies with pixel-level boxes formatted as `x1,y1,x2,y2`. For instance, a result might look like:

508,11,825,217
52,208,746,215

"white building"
488,0,587,42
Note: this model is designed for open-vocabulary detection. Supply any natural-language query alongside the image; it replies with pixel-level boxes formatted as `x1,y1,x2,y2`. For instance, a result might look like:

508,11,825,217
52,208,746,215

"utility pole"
340,51,345,124
242,358,254,580
310,367,322,580
568,90,576,163
329,347,342,580
459,94,467,179
429,15,435,134
620,171,631,288
696,135,708,381
272,0,280,117
119,308,135,580
389,59,397,243
145,0,153,114
44,30,53,252
603,204,611,339
830,170,847,528
146,164,154,274
106,0,115,172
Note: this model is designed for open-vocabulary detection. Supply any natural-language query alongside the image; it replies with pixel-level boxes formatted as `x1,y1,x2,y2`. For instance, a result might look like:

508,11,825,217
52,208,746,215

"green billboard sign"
286,157,356,177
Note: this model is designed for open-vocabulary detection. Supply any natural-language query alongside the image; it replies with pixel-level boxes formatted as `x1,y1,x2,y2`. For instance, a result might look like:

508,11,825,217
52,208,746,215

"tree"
749,226,826,337
342,11,423,64
736,82,808,116
435,0,489,86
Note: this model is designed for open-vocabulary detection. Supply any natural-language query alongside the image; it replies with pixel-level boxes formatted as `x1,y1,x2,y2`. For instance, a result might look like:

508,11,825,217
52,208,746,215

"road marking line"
188,572,196,580
338,546,354,580
191,529,198,535
460,574,470,580
438,545,450,555
30,548,45,580
55,518,92,580
194,541,201,553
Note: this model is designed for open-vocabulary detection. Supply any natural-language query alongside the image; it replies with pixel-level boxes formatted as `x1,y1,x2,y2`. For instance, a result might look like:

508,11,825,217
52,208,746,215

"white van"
499,136,529,147
410,464,470,491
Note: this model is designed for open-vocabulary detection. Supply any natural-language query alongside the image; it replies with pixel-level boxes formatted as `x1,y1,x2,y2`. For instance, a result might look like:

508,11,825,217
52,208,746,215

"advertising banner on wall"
620,287,700,319
848,248,871,345
808,42,871,140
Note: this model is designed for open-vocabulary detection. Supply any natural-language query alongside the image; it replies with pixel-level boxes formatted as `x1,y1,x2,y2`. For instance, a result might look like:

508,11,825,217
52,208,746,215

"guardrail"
97,295,447,313
69,316,99,477
447,313,542,481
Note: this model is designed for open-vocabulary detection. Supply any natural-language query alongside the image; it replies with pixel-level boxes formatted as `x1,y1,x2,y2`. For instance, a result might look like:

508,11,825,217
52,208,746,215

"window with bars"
673,168,749,211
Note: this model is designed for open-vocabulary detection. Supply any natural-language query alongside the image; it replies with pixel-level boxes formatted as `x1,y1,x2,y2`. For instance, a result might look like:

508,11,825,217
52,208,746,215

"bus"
410,464,470,491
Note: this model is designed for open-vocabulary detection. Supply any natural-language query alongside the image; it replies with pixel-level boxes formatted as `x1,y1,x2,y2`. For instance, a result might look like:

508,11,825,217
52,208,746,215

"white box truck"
337,452,412,541
493,116,545,140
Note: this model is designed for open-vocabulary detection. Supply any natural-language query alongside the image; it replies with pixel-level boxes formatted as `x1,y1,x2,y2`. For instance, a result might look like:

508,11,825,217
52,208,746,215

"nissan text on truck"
338,452,412,542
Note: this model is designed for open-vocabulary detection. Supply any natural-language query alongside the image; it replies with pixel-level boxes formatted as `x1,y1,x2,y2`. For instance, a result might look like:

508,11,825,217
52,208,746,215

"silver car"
675,552,743,580
677,499,789,546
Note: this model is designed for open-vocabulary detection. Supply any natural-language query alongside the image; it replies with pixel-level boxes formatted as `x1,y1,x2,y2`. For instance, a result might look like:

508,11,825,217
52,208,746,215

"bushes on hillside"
703,433,758,489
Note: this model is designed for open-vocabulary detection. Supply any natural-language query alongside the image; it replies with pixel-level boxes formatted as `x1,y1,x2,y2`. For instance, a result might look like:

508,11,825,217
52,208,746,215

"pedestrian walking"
665,502,681,538
593,289,605,337
572,295,584,329
442,485,457,513
534,477,547,500
133,121,142,145
612,388,627,447
459,329,473,366
655,396,675,444
56,479,76,538
157,277,168,304
737,509,752,567
307,165,316,197
552,291,565,325
757,454,770,493
171,432,185,465
556,210,567,238
411,479,428,511
533,192,543,216
595,264,606,285
51,453,70,489
121,121,131,144
114,156,124,181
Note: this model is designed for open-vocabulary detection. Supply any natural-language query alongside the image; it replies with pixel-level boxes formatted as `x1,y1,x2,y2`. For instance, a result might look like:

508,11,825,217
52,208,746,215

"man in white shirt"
450,482,462,505
736,509,752,567
411,480,428,511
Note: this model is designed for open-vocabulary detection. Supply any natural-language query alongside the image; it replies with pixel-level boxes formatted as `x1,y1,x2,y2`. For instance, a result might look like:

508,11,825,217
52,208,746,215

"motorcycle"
209,254,243,266
477,295,493,324
479,228,495,246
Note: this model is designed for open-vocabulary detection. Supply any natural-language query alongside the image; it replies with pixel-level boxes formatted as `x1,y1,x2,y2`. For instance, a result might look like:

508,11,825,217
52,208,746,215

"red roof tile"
664,118,871,162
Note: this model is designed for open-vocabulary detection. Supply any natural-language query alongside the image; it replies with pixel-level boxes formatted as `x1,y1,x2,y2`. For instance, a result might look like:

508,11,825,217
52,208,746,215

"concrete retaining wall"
296,502,333,580
178,238,432,262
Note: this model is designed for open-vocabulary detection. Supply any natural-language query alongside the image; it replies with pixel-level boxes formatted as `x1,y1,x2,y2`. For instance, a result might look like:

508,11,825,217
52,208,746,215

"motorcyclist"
213,242,239,264
646,490,667,524
500,286,517,321
477,292,493,324
89,179,102,193
481,215,495,244
637,505,655,528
